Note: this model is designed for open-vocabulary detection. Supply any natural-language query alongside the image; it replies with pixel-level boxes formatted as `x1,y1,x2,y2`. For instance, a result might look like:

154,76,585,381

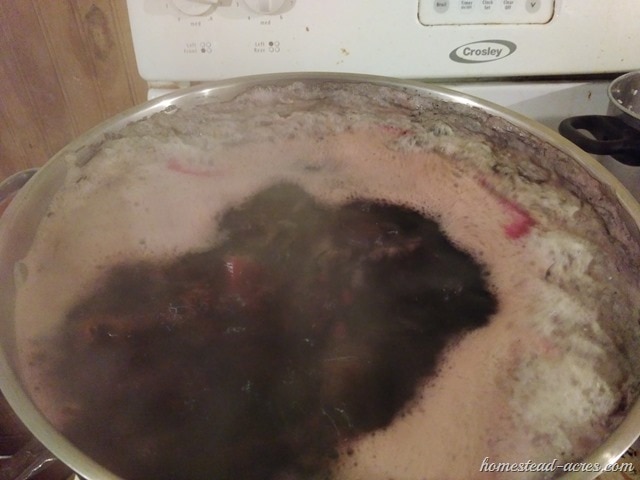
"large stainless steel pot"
1,73,640,480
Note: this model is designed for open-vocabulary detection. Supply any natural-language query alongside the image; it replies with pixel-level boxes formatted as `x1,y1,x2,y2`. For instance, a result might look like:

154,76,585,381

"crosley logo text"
449,40,517,63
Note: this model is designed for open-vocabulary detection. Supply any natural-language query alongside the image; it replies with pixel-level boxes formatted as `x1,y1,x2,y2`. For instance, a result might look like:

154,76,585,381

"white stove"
127,0,638,82
126,0,640,195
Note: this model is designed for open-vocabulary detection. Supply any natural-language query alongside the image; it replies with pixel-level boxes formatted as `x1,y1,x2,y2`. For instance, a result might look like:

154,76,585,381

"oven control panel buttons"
525,0,542,13
434,1,450,13
420,0,554,25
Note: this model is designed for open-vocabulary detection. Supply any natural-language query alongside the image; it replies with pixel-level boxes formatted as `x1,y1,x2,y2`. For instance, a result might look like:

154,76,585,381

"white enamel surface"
127,0,640,82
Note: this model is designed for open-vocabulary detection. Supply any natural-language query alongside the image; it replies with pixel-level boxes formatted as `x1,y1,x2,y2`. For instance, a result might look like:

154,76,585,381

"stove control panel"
128,0,640,83
420,0,554,25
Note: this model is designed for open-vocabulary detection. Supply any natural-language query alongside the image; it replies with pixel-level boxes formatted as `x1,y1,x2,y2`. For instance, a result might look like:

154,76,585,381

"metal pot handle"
0,438,58,480
558,115,640,166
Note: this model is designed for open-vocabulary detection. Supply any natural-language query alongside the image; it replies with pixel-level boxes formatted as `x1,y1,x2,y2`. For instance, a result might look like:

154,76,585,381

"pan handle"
0,438,58,480
558,115,640,166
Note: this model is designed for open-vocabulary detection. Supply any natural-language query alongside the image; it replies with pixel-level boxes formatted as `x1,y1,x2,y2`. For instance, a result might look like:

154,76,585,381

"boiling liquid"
12,86,640,479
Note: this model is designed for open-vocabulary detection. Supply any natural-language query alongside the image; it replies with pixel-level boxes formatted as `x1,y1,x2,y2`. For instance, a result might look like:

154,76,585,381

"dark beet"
51,183,497,480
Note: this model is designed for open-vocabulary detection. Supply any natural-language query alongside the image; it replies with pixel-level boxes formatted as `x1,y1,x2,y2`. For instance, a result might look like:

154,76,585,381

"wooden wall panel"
0,3,62,175
71,0,143,117
5,1,77,159
0,0,146,181
34,0,107,134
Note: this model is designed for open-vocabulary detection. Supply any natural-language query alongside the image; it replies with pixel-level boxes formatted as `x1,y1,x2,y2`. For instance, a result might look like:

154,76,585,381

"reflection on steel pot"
0,169,38,217
1,74,640,480
559,70,640,166
0,169,61,480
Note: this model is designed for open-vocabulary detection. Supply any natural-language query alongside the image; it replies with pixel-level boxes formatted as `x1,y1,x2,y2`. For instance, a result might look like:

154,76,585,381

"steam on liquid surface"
49,183,496,480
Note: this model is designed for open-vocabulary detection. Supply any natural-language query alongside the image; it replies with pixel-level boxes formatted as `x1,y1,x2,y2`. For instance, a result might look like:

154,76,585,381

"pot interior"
1,75,640,480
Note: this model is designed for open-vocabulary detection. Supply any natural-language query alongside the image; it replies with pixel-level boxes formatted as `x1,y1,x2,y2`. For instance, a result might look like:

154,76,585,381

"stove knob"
172,0,219,16
243,0,288,14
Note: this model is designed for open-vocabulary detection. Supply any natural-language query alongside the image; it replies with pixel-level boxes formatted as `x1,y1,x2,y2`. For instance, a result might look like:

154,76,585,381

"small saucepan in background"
559,70,640,198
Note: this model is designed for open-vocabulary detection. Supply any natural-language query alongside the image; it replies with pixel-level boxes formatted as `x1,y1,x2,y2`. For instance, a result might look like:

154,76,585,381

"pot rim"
1,71,640,480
